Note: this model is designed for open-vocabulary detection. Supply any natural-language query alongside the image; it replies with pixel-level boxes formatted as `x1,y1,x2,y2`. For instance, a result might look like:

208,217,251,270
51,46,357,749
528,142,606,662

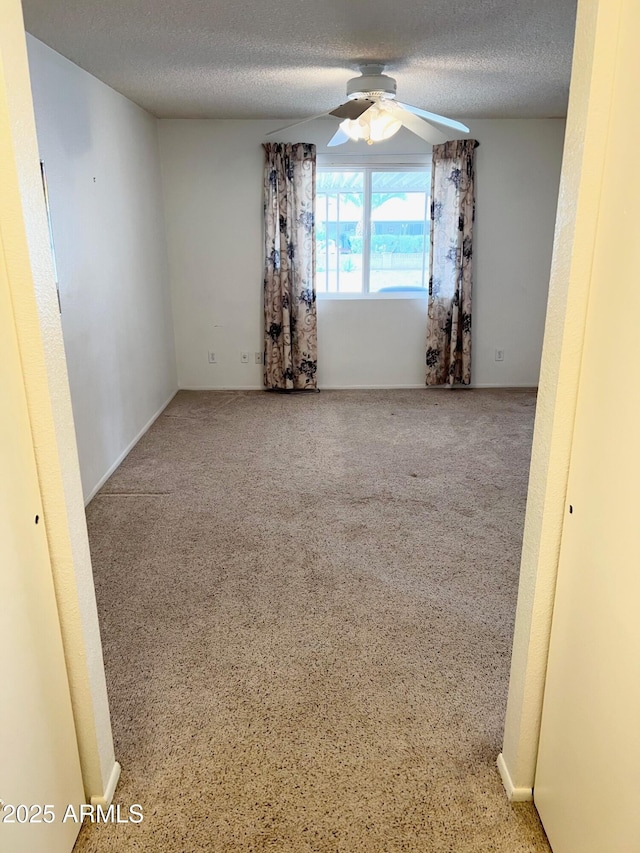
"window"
315,166,431,295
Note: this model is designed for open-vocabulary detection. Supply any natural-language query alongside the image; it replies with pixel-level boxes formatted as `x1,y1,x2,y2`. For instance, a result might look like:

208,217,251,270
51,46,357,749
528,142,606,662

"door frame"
0,191,85,853
0,0,119,805
498,0,624,800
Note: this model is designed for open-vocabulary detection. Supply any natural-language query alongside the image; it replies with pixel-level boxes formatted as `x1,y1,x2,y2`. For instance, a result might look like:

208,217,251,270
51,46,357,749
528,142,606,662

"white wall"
27,36,178,501
158,118,565,389
471,120,565,386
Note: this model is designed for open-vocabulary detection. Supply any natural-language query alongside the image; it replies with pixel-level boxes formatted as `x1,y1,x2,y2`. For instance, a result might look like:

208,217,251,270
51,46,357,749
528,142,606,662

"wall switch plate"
255,352,263,364
208,351,216,363
495,348,505,362
241,352,249,363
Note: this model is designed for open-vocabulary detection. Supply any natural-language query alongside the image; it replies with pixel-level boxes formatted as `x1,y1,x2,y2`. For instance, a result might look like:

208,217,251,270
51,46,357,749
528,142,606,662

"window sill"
317,291,428,300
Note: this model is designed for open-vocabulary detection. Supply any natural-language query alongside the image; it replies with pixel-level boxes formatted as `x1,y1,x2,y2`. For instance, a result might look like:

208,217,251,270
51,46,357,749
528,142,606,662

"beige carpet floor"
77,389,550,852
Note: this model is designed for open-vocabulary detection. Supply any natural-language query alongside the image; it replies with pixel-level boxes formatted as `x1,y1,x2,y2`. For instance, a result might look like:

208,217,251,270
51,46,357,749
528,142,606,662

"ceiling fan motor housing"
347,64,397,100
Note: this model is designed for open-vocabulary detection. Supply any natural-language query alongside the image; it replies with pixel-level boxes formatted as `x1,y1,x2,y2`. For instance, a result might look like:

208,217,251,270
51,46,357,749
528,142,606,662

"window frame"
315,156,432,299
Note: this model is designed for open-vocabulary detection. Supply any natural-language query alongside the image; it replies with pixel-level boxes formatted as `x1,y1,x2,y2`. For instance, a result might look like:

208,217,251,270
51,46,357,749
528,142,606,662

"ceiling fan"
267,64,469,147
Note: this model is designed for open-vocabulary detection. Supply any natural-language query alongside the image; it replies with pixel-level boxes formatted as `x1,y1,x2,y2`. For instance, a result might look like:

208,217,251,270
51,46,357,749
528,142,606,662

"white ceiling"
22,0,577,120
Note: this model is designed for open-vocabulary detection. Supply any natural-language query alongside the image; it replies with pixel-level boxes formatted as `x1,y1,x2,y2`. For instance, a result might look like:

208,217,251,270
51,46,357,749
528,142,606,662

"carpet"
77,389,549,852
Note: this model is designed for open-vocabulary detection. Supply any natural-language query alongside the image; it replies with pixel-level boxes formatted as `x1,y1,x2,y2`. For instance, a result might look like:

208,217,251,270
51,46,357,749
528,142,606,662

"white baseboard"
178,384,537,392
470,384,538,390
90,761,121,807
179,385,265,391
320,383,426,390
294,384,536,390
497,753,533,802
180,384,426,391
84,391,177,505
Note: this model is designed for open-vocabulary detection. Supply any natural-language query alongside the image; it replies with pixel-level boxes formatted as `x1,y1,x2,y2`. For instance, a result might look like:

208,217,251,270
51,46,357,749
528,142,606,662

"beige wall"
0,158,84,853
0,0,117,803
533,0,640,842
499,0,622,798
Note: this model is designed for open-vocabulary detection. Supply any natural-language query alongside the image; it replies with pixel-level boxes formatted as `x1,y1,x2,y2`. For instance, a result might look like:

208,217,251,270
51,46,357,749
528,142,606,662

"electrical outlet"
255,352,263,364
208,351,216,363
241,352,249,364
495,348,505,362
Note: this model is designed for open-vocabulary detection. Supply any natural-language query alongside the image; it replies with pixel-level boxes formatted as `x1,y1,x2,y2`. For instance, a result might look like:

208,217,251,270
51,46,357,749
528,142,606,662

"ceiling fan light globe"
368,109,402,142
339,105,401,145
339,117,366,141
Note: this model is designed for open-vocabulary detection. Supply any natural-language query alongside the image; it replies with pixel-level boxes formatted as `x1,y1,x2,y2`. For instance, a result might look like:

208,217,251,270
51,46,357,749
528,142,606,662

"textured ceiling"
22,0,577,120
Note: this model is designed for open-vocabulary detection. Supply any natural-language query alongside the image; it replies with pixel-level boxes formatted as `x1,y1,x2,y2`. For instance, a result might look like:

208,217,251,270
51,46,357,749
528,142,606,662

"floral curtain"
263,143,317,391
425,139,479,386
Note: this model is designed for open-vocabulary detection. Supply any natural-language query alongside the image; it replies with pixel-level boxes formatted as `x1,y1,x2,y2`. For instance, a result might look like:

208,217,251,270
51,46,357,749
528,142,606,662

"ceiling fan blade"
396,103,470,134
329,98,375,120
327,127,350,147
265,112,330,136
388,105,448,144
